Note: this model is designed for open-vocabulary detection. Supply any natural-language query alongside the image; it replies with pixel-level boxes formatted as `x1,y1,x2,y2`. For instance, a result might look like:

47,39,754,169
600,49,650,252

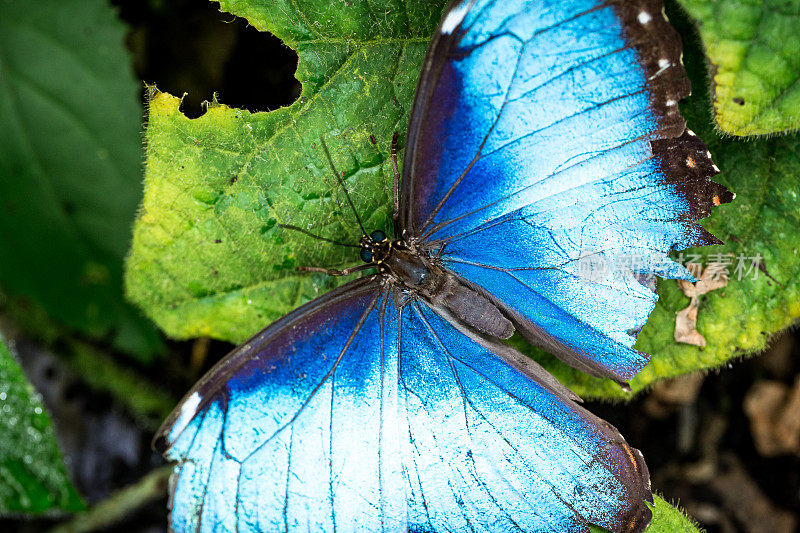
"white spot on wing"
659,58,671,69
638,11,652,24
666,99,677,107
172,391,202,439
441,2,470,35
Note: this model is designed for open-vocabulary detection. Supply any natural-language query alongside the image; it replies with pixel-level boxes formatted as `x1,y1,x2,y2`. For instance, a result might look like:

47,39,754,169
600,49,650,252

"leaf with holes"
0,336,84,515
0,0,162,359
678,0,800,135
126,2,443,341
127,0,765,392
126,0,783,401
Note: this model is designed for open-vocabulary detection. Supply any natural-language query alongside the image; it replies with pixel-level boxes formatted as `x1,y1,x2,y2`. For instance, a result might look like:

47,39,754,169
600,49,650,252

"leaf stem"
46,465,171,533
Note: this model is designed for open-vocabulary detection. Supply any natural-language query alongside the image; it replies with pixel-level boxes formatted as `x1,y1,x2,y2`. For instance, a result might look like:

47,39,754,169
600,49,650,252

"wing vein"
412,302,529,531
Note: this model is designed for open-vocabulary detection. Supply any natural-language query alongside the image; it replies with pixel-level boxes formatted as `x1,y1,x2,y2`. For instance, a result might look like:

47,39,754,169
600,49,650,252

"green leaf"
128,0,788,399
127,0,800,405
645,496,700,533
677,0,800,135
0,0,162,359
0,335,84,515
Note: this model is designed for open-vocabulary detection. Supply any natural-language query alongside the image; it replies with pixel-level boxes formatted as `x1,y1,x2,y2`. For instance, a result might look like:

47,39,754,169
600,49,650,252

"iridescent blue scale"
156,0,732,531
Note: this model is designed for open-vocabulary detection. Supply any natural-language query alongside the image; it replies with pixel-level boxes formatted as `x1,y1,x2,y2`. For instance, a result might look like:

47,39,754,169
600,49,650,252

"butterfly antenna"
320,137,368,236
277,224,359,248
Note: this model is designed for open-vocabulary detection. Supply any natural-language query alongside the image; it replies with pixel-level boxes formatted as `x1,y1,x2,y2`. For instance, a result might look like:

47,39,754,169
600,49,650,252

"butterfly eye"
370,230,387,242
360,248,373,263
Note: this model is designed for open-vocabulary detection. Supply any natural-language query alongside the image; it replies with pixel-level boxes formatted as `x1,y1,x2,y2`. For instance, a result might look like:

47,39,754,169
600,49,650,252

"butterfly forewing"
400,0,732,384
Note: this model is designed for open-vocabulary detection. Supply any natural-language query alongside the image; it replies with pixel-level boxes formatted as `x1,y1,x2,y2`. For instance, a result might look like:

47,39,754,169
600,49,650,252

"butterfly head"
359,230,392,267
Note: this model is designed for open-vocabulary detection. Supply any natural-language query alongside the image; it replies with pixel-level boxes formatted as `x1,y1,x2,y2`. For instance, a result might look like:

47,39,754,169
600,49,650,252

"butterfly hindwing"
398,301,652,532
158,278,401,532
400,0,733,384
159,280,652,532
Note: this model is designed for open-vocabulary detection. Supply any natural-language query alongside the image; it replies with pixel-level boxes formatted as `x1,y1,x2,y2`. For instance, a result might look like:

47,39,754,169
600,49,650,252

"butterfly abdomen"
434,275,515,340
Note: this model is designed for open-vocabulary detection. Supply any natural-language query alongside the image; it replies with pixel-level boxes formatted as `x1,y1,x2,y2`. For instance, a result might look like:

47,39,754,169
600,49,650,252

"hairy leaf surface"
678,0,800,135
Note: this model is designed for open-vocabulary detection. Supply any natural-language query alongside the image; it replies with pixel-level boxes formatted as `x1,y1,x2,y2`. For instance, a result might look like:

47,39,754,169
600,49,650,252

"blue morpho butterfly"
155,0,733,531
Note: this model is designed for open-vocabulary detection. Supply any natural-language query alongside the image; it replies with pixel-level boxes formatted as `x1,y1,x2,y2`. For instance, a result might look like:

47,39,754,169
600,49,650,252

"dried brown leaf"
674,262,730,347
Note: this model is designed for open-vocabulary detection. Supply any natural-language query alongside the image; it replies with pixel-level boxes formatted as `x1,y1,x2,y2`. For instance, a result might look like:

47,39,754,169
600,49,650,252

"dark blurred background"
117,0,300,119
3,0,799,531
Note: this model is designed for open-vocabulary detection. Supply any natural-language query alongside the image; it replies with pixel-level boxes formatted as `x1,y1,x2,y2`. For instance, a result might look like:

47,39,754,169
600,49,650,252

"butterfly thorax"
359,231,513,340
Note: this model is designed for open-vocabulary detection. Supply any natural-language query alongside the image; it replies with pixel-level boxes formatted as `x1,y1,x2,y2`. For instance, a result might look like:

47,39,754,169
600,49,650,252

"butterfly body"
157,0,733,531
363,232,515,339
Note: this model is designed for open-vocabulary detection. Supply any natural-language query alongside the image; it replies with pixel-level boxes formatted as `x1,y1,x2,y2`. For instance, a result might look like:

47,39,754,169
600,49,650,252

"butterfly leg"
298,263,372,276
391,132,400,226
